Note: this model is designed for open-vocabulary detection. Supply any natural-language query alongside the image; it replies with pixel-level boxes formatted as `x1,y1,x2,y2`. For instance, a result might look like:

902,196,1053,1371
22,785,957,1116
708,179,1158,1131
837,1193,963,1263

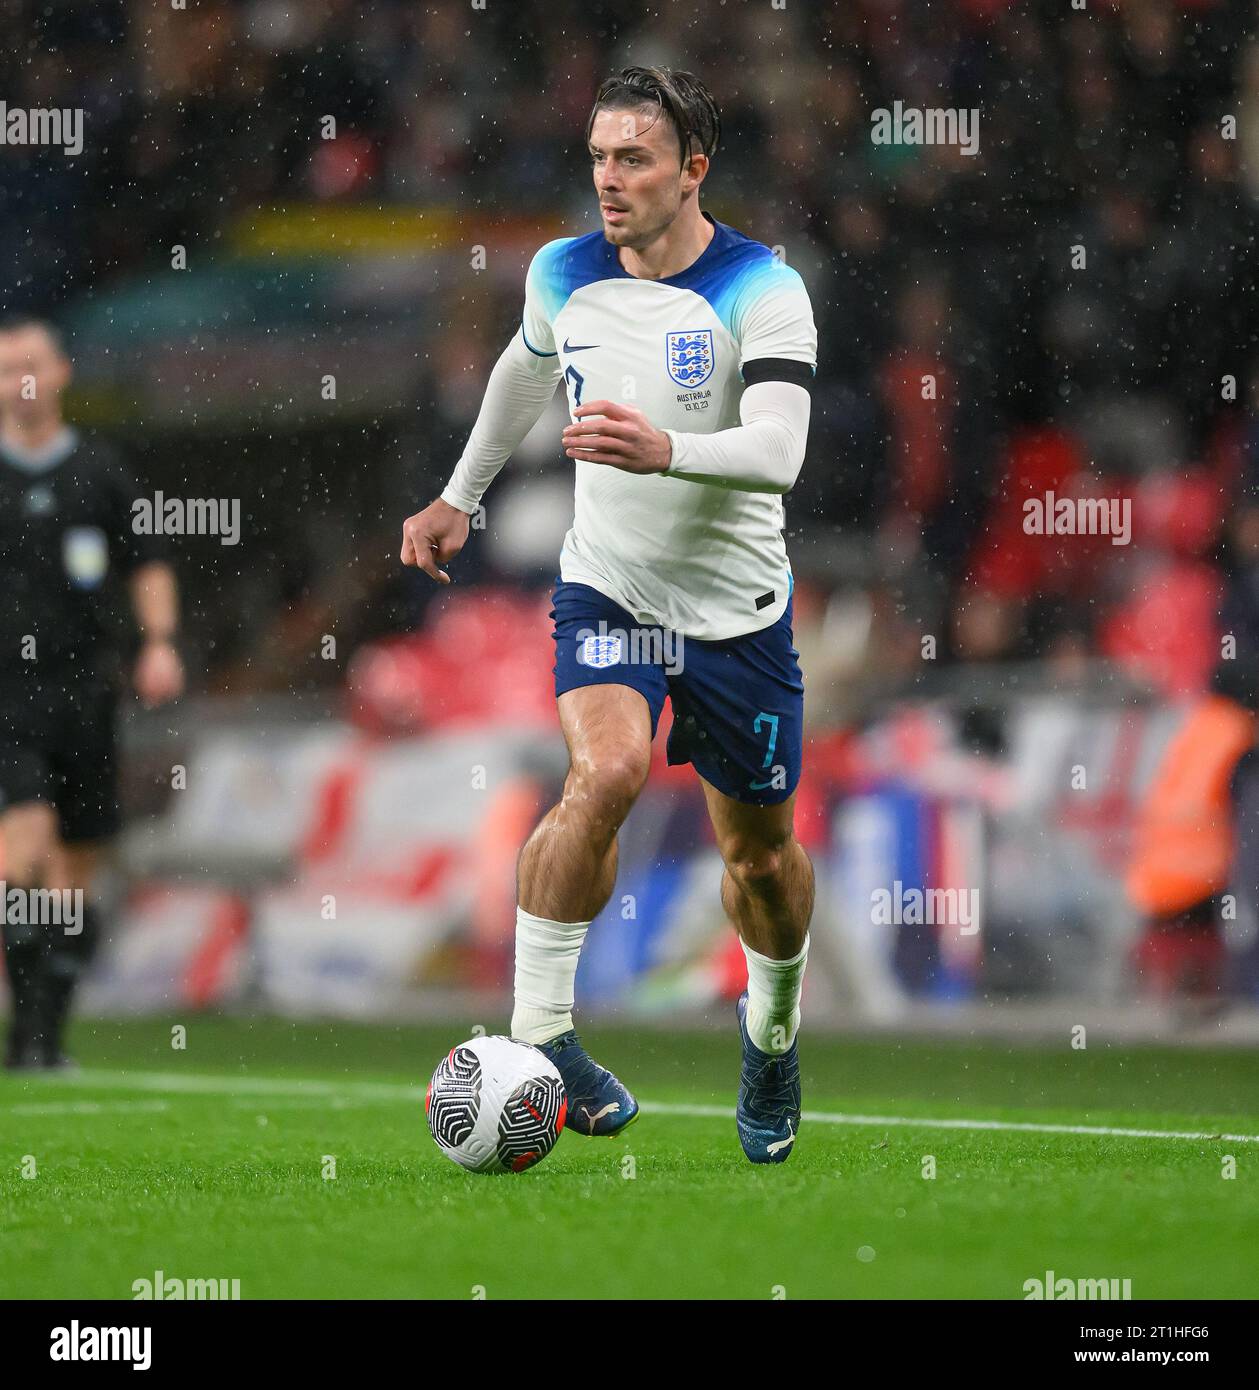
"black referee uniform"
0,427,166,1065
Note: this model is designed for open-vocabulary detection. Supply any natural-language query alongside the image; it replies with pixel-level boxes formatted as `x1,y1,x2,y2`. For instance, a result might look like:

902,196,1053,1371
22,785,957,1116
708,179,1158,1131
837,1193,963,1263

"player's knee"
1,804,58,884
722,832,793,893
569,746,650,821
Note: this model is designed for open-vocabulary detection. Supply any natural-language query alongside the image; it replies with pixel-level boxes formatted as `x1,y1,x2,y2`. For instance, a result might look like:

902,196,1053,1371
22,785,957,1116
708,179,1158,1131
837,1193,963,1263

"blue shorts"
551,579,804,806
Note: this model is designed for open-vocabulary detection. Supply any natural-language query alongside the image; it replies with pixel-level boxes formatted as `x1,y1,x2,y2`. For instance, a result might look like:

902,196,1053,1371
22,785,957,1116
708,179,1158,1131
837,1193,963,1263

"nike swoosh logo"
766,1120,796,1156
563,338,600,352
579,1101,620,1132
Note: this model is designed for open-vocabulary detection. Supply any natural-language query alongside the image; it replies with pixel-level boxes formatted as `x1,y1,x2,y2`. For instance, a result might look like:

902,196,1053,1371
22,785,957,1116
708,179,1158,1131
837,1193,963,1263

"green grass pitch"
1,1016,1256,1300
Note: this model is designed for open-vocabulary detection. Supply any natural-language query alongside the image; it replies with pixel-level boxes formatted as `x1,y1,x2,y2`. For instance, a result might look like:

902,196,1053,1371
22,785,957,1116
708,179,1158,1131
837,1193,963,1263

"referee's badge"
580,633,623,668
62,525,109,589
666,329,714,388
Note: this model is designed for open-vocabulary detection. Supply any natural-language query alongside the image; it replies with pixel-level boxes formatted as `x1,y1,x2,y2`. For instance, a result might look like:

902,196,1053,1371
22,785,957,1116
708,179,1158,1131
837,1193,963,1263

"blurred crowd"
3,0,1259,703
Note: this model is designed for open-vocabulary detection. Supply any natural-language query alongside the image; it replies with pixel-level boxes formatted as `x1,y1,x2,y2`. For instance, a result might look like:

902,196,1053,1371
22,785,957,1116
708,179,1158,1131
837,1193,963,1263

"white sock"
741,934,809,1053
511,908,591,1045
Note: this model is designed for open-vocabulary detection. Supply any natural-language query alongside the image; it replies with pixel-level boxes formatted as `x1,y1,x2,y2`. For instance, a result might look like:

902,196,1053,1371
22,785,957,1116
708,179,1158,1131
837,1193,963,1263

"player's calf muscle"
721,836,814,958
518,816,619,922
516,717,650,921
517,761,641,920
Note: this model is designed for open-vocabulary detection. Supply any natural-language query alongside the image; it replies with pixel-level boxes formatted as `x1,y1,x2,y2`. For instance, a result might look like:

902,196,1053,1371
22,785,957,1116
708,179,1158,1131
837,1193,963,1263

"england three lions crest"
666,329,714,388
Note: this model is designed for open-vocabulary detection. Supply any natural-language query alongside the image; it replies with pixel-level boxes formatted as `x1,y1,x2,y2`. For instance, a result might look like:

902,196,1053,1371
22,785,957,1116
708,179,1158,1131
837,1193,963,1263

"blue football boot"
536,1029,639,1137
735,992,801,1163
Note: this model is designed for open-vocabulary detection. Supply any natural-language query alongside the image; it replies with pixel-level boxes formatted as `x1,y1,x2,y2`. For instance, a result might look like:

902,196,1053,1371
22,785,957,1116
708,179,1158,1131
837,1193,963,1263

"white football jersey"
523,212,817,640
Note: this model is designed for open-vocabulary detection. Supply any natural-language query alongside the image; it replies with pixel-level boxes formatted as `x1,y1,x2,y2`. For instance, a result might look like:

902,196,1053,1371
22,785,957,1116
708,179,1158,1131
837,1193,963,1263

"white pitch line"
4,1099,171,1117
65,1069,421,1101
226,1095,389,1112
642,1101,1259,1144
6,1069,1256,1144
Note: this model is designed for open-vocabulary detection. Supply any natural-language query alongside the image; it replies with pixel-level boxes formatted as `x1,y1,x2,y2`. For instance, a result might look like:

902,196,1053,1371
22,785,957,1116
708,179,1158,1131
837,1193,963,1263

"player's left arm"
563,379,809,493
129,562,184,707
107,457,185,707
563,264,816,493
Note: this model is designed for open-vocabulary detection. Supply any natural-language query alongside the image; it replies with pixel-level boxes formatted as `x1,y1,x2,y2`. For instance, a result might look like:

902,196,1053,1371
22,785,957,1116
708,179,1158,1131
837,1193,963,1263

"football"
426,1035,568,1174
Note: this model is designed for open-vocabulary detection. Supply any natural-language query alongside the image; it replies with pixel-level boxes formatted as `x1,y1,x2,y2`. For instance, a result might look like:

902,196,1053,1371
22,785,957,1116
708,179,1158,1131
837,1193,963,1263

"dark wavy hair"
0,315,68,357
585,66,722,168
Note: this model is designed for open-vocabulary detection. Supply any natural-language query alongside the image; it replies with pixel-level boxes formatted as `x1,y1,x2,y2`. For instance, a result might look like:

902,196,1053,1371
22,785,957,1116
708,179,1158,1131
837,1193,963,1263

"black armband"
740,357,815,388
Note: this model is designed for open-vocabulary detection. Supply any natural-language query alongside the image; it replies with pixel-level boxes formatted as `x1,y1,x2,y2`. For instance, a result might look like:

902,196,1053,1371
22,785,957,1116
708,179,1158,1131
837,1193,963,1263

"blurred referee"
0,318,183,1070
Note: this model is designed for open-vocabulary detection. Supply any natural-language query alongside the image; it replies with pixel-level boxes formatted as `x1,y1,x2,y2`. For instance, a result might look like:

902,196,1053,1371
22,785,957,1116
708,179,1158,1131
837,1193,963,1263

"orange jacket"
1127,695,1256,916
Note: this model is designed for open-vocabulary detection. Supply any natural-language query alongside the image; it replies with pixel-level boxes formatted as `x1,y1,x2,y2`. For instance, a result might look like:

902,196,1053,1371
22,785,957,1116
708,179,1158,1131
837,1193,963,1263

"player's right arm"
401,245,564,583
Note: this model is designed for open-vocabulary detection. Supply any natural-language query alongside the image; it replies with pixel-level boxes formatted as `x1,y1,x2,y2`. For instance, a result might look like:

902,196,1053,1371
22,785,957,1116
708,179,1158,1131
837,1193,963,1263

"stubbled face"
0,325,70,423
588,105,703,250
